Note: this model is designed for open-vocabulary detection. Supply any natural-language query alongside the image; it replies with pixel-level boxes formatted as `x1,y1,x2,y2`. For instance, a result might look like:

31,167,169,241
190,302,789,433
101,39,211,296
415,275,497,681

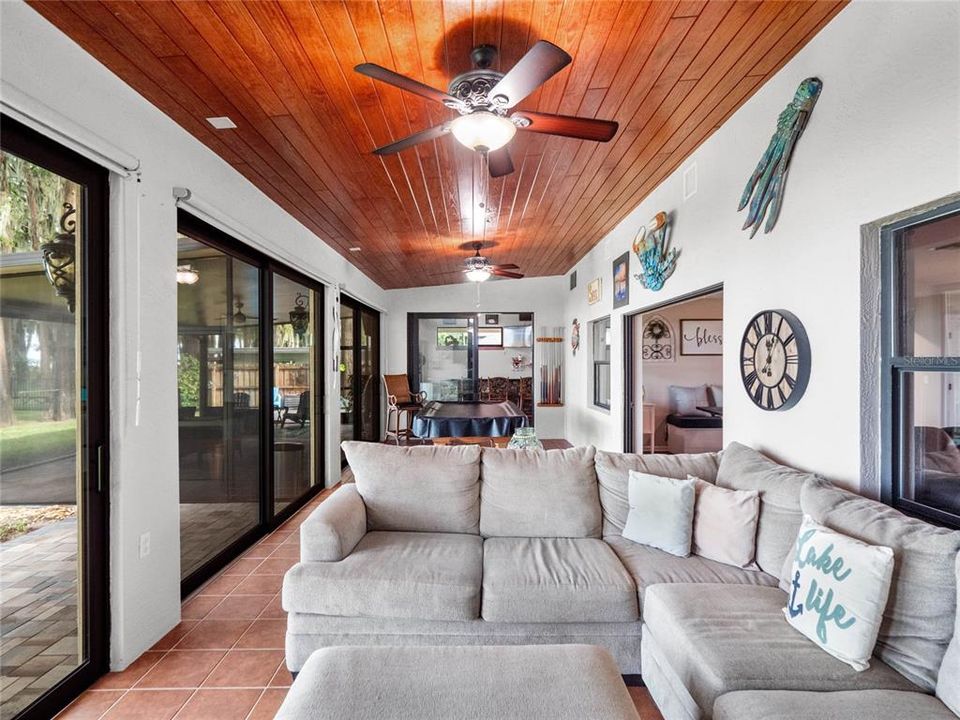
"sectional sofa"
281,441,960,719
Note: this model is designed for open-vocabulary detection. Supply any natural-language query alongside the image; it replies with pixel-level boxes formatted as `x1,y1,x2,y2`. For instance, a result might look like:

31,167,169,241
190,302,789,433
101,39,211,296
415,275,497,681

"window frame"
880,199,960,528
591,316,611,410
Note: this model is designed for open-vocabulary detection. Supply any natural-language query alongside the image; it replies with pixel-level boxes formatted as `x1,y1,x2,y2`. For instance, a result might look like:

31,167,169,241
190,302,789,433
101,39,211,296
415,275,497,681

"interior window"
592,316,612,410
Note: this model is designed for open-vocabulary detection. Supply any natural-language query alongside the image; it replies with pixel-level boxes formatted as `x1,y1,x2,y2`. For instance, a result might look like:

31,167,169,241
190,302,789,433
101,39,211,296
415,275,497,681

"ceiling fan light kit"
450,111,516,152
355,40,618,178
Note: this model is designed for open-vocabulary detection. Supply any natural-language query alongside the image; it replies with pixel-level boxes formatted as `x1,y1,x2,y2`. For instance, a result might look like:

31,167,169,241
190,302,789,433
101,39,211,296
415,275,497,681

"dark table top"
416,400,526,420
696,405,723,417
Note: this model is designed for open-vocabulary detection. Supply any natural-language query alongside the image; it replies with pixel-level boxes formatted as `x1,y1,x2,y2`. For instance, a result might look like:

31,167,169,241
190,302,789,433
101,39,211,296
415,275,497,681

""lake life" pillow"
782,515,895,671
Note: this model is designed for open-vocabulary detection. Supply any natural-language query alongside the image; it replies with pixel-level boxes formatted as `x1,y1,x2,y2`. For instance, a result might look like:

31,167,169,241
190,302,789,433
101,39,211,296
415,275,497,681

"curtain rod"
1,81,141,177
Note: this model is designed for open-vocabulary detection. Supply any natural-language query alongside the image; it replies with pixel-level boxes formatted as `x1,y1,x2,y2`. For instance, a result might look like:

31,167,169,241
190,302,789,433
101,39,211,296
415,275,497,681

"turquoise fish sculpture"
739,77,822,237
632,211,678,292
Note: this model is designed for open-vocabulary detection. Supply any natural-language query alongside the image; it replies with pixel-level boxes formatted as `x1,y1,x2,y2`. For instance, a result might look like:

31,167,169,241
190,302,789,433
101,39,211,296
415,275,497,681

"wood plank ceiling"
28,0,845,289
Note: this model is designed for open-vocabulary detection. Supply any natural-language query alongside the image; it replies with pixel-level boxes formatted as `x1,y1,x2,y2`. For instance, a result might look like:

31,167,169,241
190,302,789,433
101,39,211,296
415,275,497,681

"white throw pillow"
691,477,760,569
935,551,960,715
783,516,895,671
622,471,695,557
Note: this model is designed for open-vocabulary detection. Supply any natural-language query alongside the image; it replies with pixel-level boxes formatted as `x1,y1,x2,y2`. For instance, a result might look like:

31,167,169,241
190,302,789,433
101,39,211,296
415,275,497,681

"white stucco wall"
564,0,960,491
1,0,388,670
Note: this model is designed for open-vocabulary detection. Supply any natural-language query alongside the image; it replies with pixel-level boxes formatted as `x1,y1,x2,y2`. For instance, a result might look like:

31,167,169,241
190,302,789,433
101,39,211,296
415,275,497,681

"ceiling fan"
462,242,524,282
355,41,619,177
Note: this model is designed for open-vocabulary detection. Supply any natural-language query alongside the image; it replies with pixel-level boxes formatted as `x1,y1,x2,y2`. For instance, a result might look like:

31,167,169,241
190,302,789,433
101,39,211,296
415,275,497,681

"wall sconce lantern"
41,203,77,313
289,293,310,341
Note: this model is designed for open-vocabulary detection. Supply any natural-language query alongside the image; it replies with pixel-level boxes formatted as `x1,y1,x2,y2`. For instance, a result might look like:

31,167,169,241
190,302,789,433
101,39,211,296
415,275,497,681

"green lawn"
0,419,76,471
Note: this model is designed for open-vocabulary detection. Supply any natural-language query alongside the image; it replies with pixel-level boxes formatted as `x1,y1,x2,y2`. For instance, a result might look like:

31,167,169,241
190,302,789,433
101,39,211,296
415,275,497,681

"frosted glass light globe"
450,112,516,152
465,267,492,282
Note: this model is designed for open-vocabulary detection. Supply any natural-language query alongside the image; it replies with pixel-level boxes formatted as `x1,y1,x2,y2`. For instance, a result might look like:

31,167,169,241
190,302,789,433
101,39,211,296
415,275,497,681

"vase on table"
507,426,544,450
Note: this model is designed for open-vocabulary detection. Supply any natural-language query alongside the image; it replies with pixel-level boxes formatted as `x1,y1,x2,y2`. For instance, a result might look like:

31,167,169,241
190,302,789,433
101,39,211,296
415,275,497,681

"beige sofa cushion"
642,584,918,714
936,552,960,715
596,450,720,536
299,483,366,562
480,446,600,538
282,531,482,621
714,690,957,720
692,478,760,569
481,537,638,623
343,441,481,534
794,477,960,692
716,442,813,579
604,535,778,611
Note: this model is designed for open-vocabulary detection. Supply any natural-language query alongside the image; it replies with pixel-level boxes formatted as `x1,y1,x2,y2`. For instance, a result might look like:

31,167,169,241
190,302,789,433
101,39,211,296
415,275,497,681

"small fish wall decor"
739,77,822,237
632,211,679,292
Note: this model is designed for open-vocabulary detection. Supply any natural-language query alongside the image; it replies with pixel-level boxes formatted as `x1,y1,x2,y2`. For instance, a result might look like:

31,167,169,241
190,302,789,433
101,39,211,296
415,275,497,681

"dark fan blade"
514,111,618,142
355,63,457,105
492,268,524,279
487,148,514,177
372,124,451,155
488,41,571,108
491,263,519,270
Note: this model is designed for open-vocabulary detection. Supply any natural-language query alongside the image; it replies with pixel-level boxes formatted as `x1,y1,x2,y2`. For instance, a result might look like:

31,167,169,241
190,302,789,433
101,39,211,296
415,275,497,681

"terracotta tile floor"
56,487,664,719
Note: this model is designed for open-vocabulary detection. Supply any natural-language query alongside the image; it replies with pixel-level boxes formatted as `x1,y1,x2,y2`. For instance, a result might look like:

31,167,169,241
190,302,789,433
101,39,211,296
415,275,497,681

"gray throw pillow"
668,384,709,415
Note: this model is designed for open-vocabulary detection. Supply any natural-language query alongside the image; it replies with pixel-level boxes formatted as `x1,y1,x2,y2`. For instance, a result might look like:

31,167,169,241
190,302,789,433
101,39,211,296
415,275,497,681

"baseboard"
621,674,644,687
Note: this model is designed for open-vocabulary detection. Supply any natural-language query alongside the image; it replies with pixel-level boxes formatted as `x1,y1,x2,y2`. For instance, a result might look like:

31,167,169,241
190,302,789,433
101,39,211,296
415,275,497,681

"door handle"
96,444,105,494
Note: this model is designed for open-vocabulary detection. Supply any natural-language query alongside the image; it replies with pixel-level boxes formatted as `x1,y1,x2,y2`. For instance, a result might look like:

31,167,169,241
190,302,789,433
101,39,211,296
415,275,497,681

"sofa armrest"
300,484,367,562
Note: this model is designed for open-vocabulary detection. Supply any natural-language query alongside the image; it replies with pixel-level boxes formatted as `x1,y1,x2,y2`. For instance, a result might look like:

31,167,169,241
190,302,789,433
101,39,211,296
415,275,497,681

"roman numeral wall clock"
740,309,811,411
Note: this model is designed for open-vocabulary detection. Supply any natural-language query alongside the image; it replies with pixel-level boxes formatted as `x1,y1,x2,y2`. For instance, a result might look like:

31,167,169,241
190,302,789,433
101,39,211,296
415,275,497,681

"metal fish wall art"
739,77,822,237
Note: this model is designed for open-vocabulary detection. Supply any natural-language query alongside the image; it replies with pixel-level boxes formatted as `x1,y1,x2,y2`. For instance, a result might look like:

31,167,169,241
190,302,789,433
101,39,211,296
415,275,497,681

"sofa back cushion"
715,442,812,580
936,552,960,715
480,446,600,538
596,450,720,536
797,477,960,691
342,441,481,534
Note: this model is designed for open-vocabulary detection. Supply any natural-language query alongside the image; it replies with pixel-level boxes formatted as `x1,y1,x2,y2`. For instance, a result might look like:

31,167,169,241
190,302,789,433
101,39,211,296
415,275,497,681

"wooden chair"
383,374,425,444
517,376,533,415
281,391,310,428
480,376,509,402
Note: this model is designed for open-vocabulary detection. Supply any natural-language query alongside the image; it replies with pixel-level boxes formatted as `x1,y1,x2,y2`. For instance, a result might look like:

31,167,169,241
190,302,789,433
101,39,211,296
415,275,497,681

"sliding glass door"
177,212,324,593
339,295,380,464
176,237,262,581
0,117,108,720
272,273,319,515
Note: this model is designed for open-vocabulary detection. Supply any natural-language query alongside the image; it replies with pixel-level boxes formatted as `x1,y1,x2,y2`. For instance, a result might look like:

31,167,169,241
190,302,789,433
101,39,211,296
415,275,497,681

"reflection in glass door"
272,274,318,515
0,118,108,720
177,213,326,593
176,234,262,581
339,296,380,464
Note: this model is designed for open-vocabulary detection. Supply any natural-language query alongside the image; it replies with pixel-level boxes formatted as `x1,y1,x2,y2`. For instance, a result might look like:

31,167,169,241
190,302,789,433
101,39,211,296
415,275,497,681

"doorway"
407,312,536,422
0,116,109,720
339,295,380,465
625,285,723,454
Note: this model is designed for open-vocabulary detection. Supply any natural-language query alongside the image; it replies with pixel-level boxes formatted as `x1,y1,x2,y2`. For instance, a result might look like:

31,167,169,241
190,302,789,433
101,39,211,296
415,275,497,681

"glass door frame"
177,211,325,597
406,312,480,400
0,115,110,720
339,294,381,467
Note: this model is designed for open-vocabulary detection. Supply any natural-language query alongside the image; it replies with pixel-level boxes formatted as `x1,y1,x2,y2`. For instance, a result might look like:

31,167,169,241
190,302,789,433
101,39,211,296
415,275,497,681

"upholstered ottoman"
275,644,640,719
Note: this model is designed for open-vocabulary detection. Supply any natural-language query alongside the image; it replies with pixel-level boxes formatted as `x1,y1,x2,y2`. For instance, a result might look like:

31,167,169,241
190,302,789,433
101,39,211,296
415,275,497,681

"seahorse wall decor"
632,211,679,292
739,77,822,237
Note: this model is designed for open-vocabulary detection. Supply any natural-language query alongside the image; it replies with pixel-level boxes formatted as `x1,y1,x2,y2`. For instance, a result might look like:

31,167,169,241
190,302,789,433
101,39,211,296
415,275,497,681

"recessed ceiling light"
206,116,237,130
348,246,362,252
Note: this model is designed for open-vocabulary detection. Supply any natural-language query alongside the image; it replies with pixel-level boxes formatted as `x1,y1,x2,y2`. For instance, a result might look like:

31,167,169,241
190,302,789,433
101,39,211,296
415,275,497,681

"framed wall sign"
680,319,722,355
587,278,601,305
484,314,499,325
612,251,630,309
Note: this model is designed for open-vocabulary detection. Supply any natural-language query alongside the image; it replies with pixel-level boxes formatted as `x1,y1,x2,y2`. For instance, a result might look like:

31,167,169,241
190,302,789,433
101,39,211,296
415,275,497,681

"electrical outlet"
139,532,151,559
